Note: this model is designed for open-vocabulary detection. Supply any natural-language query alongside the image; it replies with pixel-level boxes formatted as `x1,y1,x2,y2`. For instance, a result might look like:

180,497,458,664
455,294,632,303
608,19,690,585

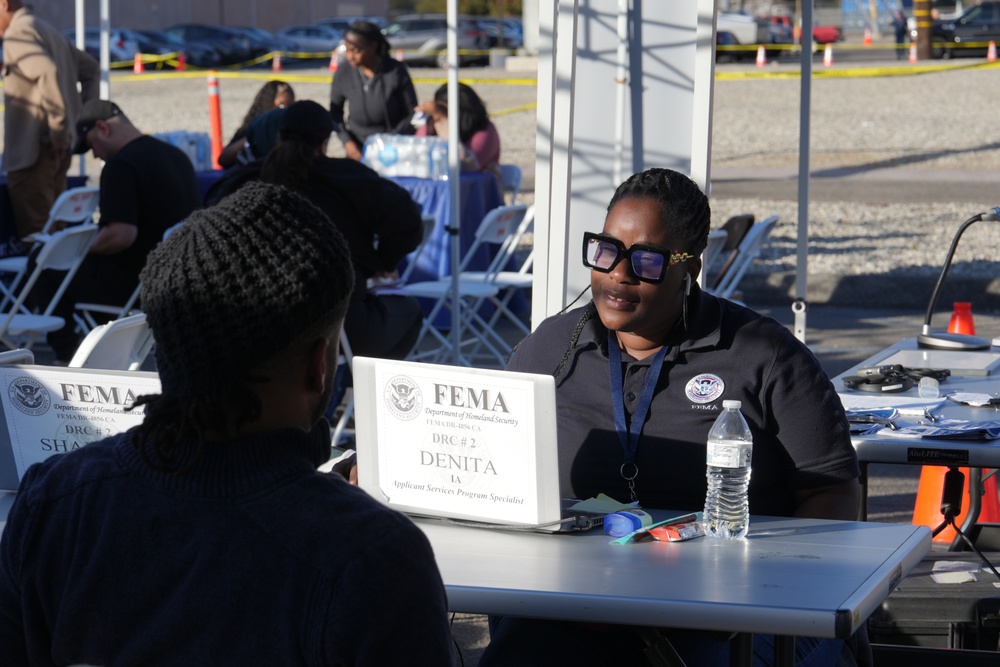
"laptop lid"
0,365,161,491
354,356,574,531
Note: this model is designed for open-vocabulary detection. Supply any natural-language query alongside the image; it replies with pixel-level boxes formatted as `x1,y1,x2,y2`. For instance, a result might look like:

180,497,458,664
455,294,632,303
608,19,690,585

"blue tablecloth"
0,175,90,259
389,172,504,283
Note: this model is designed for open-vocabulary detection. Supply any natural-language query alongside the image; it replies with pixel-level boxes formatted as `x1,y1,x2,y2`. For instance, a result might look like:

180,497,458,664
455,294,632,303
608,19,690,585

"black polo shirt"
506,285,859,516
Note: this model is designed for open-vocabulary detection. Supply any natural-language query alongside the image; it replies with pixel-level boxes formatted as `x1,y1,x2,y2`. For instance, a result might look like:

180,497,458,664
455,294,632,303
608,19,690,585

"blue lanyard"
608,331,668,500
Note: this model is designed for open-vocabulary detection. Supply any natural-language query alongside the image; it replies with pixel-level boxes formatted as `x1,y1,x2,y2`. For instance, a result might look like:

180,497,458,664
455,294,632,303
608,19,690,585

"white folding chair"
458,204,535,343
331,330,355,447
68,313,154,371
0,224,100,350
0,186,100,308
498,164,522,204
699,229,728,287
401,205,531,367
73,220,185,336
0,349,34,365
706,215,779,302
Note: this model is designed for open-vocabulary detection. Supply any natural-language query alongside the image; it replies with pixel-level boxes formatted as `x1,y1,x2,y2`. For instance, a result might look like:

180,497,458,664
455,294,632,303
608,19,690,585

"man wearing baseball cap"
40,98,201,362
0,182,458,665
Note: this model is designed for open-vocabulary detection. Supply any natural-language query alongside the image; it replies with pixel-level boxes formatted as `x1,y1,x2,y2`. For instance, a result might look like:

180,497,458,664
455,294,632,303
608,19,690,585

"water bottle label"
379,144,399,167
706,439,752,468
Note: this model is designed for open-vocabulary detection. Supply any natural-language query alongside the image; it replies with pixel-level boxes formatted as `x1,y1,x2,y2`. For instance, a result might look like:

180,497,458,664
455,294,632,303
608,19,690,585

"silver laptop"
0,365,161,491
353,356,603,532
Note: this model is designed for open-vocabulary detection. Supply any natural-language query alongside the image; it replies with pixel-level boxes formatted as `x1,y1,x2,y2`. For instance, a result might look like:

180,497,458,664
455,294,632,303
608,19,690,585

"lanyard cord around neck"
608,331,669,503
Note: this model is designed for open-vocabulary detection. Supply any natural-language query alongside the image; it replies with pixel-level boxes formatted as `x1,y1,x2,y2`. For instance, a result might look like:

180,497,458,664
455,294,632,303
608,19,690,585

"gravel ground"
8,62,999,310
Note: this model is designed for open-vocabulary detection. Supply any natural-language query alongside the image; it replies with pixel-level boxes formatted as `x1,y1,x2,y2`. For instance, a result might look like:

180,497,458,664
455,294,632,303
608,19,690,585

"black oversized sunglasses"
582,232,694,284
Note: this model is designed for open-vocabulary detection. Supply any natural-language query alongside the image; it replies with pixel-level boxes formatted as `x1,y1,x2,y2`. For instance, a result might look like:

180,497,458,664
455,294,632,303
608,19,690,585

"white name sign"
1,368,161,484
354,357,560,527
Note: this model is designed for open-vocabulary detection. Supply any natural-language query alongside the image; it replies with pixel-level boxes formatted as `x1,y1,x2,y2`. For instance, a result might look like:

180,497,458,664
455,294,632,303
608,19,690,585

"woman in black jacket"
330,21,418,161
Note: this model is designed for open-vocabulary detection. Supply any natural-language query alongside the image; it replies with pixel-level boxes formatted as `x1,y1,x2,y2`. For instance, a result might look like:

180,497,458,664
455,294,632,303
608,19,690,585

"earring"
682,274,691,330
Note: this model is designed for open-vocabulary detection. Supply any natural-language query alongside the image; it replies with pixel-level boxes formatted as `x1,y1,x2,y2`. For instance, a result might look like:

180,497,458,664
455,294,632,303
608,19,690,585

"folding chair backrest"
712,213,755,290
465,204,532,278
711,216,779,300
498,164,522,204
702,229,728,274
41,186,100,234
0,349,34,365
69,313,155,371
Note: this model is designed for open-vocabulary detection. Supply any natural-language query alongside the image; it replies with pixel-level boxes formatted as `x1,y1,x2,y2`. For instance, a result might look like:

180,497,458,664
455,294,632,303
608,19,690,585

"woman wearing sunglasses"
484,168,863,667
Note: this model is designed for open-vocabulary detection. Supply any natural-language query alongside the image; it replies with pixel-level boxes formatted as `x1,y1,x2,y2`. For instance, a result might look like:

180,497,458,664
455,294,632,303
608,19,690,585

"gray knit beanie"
140,181,355,398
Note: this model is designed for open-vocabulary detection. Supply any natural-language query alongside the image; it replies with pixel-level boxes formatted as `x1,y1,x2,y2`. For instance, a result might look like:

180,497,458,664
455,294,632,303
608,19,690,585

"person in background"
483,168,865,667
0,182,458,666
218,80,295,168
207,100,425,362
414,82,501,179
892,10,908,60
0,0,100,239
41,99,202,363
330,20,418,161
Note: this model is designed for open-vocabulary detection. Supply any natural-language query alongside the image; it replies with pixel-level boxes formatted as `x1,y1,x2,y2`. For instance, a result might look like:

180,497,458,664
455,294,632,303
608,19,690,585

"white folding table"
418,512,930,666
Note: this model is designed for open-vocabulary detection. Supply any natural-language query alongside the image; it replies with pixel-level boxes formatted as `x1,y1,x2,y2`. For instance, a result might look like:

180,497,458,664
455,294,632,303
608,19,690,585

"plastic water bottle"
704,400,753,540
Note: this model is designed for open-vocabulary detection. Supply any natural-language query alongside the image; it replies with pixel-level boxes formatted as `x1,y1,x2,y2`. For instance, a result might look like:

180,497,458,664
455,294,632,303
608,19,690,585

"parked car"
382,14,486,68
931,0,1000,58
475,18,523,49
811,23,843,44
715,30,753,63
134,29,223,68
164,24,254,65
276,25,342,53
314,15,385,34
231,27,299,59
62,27,139,63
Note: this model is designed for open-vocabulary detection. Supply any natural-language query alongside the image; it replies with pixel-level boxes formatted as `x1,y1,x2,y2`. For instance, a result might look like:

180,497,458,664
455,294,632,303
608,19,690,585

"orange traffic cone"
989,40,998,62
755,44,767,67
863,27,872,46
823,43,833,66
913,467,1000,544
329,51,339,72
133,52,144,74
176,52,186,72
949,301,976,335
272,53,282,72
909,42,918,63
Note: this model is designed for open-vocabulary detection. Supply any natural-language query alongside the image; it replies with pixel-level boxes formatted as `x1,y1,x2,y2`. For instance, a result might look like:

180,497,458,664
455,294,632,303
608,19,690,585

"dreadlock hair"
433,83,490,145
607,167,712,259
239,80,294,133
347,21,391,61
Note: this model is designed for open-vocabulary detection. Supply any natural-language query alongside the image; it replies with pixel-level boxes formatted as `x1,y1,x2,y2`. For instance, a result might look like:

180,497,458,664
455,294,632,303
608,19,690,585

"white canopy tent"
532,0,815,342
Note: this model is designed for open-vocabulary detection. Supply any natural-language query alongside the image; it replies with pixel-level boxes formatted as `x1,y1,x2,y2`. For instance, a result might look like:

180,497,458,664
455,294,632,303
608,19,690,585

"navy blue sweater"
0,422,456,666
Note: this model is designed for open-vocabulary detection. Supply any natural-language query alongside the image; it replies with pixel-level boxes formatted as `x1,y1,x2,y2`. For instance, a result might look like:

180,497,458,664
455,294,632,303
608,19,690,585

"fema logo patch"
385,375,422,421
685,373,725,404
8,377,51,416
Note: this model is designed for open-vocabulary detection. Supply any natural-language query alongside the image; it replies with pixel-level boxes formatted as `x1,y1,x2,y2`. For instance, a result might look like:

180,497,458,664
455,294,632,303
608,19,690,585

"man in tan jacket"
0,0,99,238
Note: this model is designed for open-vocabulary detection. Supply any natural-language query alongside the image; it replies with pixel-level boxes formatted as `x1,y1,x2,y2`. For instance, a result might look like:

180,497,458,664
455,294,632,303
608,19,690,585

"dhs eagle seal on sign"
685,373,725,404
385,375,422,421
9,377,51,416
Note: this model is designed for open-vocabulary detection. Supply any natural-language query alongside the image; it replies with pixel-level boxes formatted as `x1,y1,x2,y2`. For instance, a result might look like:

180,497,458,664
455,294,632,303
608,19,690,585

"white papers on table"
931,560,980,584
838,394,947,412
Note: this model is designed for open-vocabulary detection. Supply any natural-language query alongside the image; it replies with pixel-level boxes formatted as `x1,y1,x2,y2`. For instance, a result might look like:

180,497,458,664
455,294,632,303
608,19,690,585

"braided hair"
551,168,710,378
347,21,391,61
131,182,355,473
608,168,711,258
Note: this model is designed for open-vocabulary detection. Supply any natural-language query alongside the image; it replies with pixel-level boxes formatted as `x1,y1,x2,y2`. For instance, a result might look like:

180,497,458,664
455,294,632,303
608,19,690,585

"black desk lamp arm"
922,209,1000,334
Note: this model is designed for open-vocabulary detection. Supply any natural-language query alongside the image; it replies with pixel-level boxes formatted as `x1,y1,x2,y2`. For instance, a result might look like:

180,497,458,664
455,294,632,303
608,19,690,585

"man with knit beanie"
0,183,458,666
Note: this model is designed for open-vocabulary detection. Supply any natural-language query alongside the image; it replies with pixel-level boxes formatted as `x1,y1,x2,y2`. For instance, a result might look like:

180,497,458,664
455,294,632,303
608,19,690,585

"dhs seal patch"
385,375,422,421
9,377,51,416
685,373,725,404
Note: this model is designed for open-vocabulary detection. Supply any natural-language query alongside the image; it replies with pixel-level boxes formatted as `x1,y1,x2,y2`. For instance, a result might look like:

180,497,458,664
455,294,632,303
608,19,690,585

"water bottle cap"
722,400,741,409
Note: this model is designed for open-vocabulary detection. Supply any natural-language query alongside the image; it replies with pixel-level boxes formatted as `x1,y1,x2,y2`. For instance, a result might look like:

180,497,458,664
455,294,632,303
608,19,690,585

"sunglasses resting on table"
582,232,695,284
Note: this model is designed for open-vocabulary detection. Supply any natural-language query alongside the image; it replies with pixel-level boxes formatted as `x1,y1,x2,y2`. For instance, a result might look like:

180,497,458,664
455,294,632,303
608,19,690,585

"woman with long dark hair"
218,80,294,167
329,21,418,161
414,82,501,176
